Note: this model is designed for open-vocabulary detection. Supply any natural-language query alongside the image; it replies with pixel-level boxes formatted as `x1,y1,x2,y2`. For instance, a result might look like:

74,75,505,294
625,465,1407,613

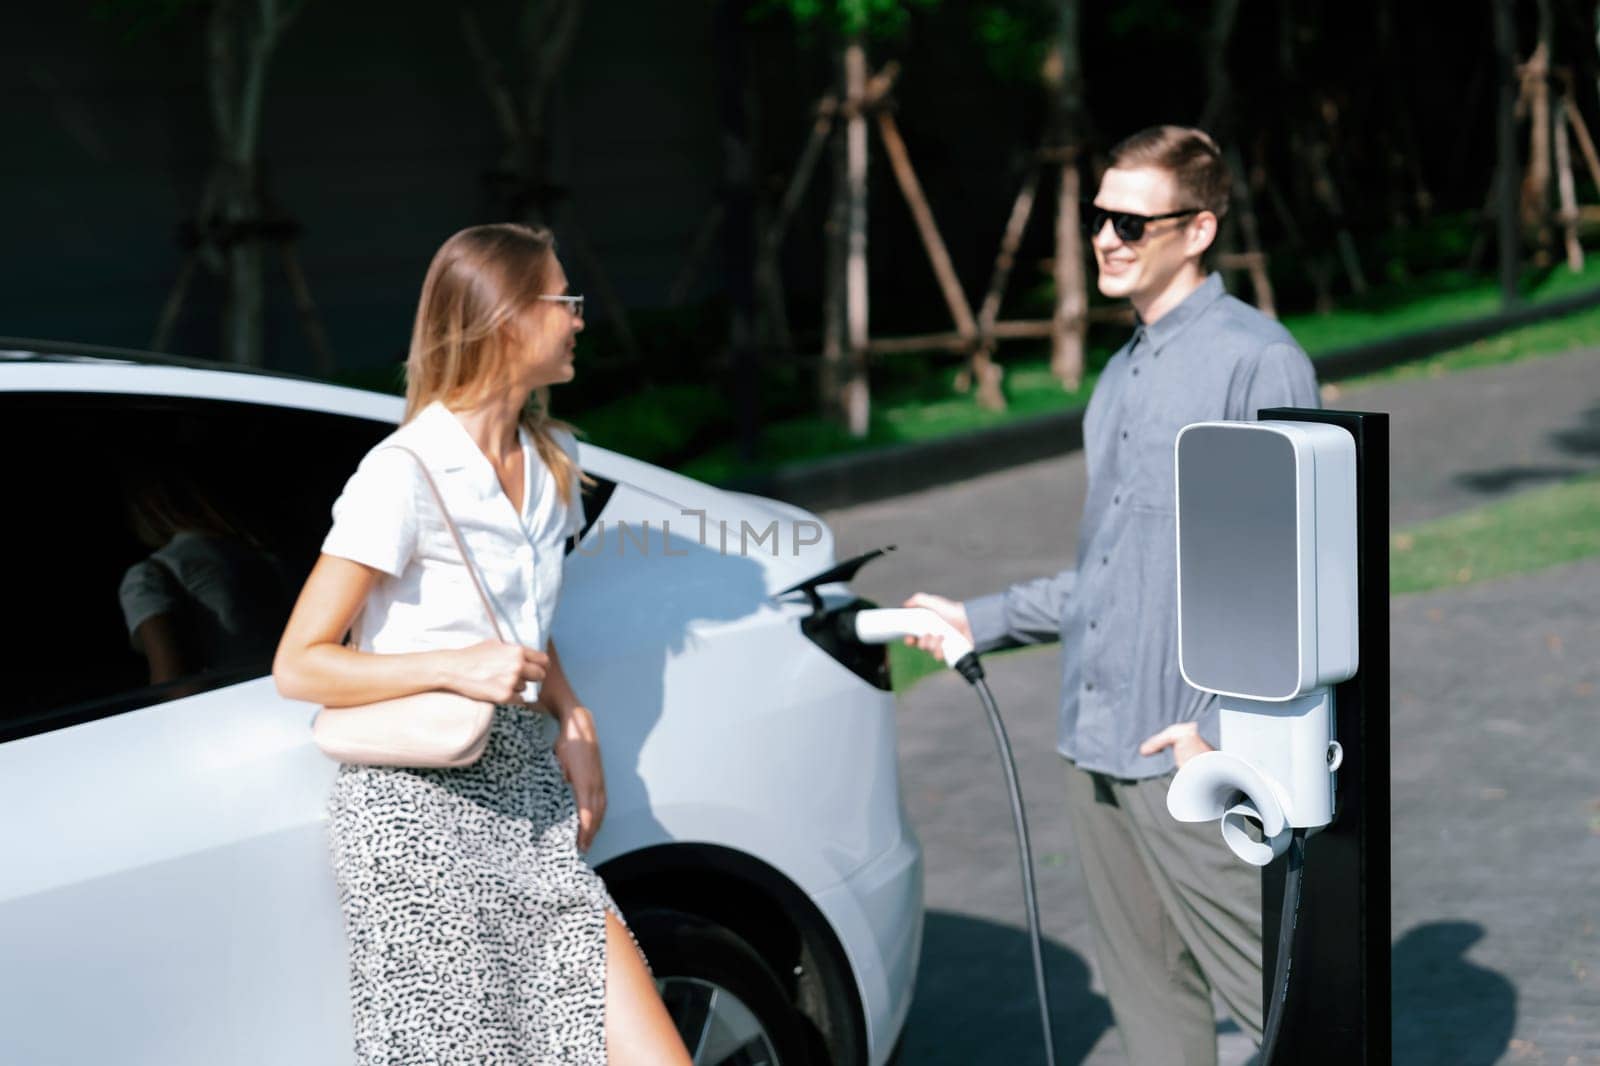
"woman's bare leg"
604,911,693,1065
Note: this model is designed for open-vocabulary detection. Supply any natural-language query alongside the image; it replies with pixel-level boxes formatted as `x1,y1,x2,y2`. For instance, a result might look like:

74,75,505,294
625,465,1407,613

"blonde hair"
1108,125,1232,221
403,223,587,504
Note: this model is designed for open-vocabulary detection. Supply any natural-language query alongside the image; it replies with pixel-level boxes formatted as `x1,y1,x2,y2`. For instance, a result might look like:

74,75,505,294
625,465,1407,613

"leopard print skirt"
328,706,619,1065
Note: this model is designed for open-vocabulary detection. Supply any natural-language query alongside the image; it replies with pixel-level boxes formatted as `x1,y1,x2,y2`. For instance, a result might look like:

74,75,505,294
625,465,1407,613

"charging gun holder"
1166,419,1358,863
1168,409,1391,1064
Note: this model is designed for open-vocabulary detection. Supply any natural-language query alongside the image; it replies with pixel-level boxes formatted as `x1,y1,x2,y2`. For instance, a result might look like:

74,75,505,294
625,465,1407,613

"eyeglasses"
1080,203,1201,243
537,294,585,318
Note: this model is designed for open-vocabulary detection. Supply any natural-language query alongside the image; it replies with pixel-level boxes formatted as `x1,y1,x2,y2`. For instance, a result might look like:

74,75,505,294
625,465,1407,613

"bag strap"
385,444,507,644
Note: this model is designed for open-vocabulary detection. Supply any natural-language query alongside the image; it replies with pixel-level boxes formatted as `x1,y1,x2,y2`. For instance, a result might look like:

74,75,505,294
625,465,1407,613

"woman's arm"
272,554,548,706
538,638,606,851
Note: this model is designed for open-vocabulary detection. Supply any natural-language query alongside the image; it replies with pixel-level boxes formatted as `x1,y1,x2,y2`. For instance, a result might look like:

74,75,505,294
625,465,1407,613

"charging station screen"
1177,425,1302,698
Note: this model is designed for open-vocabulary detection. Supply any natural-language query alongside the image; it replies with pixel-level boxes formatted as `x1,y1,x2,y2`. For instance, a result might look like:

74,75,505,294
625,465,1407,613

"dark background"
0,2,1571,391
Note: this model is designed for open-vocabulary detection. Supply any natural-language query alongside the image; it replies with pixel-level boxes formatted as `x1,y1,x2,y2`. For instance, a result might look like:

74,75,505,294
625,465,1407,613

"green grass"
1333,299,1600,393
677,358,1106,483
887,639,946,693
1390,473,1600,596
1280,256,1600,355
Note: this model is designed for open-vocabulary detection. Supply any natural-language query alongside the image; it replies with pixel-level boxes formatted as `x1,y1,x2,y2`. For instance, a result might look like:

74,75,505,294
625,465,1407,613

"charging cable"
847,608,1058,1066
1257,827,1306,1063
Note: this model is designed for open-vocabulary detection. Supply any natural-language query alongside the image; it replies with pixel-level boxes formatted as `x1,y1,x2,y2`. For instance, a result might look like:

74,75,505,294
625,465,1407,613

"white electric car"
0,342,922,1066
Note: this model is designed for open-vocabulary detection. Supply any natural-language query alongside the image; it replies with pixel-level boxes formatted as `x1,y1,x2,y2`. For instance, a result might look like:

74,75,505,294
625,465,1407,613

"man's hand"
1138,721,1213,769
900,592,974,661
552,705,606,851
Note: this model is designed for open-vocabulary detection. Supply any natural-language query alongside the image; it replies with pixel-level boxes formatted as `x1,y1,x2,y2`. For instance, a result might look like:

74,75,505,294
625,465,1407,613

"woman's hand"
553,705,606,851
445,640,549,704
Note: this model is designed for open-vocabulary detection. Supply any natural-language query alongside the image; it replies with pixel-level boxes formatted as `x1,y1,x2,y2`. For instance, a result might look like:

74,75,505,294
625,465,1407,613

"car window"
0,392,390,743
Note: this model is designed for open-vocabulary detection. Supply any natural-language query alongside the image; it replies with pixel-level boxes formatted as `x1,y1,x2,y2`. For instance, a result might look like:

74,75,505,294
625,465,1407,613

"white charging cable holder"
1165,420,1359,866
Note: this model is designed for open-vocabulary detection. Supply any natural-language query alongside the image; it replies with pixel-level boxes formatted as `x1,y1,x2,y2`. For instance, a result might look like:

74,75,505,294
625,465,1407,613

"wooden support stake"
1554,97,1584,272
875,107,998,409
151,253,198,353
1226,146,1276,317
865,310,1133,357
977,165,1041,336
957,163,1043,408
280,240,337,374
755,95,836,354
843,41,870,438
768,97,836,253
1563,93,1600,194
874,110,979,341
668,203,725,306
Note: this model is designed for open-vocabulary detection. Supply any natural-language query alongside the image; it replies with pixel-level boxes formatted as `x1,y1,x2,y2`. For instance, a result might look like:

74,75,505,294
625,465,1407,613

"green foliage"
1101,0,1197,39
972,1,1055,82
575,384,732,466
754,0,939,38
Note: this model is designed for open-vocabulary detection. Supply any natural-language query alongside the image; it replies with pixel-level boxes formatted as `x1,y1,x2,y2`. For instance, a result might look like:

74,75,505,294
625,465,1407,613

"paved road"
818,347,1600,1064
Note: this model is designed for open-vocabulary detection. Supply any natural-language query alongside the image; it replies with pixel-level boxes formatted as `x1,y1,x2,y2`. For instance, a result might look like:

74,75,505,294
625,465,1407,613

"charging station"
1168,408,1390,1064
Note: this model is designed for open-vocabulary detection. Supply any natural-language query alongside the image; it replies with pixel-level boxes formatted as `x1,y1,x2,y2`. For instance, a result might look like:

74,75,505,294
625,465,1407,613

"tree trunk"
1494,0,1522,305
1043,0,1086,391
842,39,870,438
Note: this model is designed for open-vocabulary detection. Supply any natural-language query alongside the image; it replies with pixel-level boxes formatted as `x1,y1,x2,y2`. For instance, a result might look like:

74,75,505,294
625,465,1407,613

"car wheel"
630,907,813,1066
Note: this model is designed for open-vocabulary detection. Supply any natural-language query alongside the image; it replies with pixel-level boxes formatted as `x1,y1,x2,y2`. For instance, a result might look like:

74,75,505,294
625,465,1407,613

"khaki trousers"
1062,759,1263,1065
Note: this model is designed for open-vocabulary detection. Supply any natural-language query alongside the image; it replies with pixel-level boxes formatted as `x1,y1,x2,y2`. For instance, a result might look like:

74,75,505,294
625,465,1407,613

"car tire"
629,907,814,1066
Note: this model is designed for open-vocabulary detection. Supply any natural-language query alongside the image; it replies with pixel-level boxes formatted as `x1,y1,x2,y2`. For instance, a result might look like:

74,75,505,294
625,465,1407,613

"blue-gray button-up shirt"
964,273,1320,779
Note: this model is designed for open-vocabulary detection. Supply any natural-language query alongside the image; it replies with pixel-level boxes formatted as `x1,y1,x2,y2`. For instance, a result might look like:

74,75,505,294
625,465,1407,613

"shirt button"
1113,494,1121,505
1121,431,1128,440
1085,682,1095,692
1132,367,1140,376
1102,555,1109,566
1089,620,1097,630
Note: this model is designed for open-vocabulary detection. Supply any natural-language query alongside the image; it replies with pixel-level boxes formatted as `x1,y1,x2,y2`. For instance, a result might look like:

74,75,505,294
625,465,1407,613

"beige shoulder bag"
311,445,507,768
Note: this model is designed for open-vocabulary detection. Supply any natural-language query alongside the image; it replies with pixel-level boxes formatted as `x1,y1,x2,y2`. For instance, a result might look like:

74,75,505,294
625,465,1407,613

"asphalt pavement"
819,346,1600,1064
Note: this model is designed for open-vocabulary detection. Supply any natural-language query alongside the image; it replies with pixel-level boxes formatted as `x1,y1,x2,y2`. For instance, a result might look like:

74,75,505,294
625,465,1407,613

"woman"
274,223,690,1065
120,461,289,693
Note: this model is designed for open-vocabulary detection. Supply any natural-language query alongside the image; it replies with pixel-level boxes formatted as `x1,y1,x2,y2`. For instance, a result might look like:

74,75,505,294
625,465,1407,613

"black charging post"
1255,408,1391,1064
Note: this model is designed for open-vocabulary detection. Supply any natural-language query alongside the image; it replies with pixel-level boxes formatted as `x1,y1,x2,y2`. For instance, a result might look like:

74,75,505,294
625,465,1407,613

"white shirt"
320,400,585,702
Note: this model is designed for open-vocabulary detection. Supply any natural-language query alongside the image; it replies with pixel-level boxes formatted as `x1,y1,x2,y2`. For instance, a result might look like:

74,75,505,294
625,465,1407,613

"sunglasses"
537,293,585,317
1080,203,1201,242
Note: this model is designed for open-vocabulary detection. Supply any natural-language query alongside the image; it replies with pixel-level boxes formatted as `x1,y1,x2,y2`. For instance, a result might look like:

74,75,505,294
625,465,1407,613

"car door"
0,390,388,1066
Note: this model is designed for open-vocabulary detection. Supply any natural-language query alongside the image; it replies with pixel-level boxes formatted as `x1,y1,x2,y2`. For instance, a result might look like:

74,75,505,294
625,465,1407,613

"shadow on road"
1453,400,1600,496
1392,921,1516,1066
898,910,1113,1065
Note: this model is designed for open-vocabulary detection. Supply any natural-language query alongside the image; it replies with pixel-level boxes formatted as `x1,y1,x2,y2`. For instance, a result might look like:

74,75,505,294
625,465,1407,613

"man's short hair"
1108,126,1232,221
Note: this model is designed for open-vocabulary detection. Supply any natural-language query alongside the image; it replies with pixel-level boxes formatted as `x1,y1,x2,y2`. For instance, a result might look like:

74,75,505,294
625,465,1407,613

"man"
906,126,1318,1064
